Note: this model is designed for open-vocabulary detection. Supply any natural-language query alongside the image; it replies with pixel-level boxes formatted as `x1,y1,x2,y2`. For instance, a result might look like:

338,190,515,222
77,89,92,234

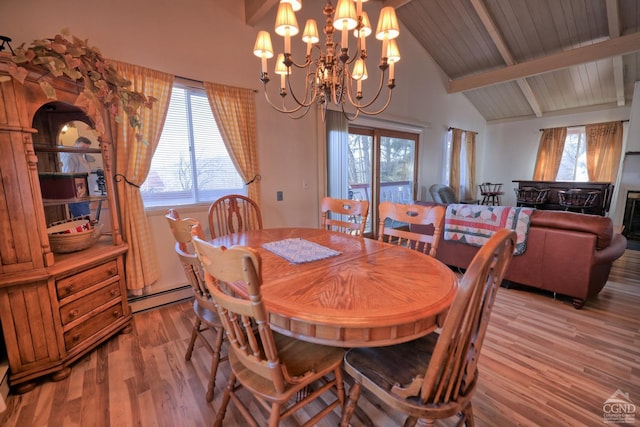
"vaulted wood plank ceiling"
245,0,640,122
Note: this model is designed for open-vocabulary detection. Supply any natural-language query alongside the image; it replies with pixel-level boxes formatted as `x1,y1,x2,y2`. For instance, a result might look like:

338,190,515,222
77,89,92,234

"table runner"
262,238,341,264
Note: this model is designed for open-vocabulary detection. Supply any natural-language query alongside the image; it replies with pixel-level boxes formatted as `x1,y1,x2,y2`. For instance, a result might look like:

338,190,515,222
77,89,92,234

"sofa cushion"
530,210,613,250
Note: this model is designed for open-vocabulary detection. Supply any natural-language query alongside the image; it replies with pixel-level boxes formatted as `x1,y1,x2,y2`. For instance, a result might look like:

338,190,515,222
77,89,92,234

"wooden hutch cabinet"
0,53,132,392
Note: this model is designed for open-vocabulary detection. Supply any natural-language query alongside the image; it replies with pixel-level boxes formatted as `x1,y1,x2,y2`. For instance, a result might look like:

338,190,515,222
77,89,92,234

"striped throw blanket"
444,204,534,255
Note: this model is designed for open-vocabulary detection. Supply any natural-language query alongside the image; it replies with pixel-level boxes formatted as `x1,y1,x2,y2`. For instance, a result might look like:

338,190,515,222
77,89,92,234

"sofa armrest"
593,233,627,265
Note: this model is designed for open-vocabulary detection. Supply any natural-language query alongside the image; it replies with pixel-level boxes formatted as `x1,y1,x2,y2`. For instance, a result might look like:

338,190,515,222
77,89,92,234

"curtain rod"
539,119,628,132
175,75,258,92
447,127,478,134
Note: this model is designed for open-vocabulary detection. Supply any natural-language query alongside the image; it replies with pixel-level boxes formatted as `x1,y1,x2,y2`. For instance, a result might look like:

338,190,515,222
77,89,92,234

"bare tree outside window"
557,127,588,181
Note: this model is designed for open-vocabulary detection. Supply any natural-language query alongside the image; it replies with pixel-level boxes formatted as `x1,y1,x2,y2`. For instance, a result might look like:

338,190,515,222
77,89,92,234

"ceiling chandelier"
252,0,400,120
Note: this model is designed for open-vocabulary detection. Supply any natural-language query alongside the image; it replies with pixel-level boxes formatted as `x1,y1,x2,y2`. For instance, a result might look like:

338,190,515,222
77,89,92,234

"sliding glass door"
329,126,418,237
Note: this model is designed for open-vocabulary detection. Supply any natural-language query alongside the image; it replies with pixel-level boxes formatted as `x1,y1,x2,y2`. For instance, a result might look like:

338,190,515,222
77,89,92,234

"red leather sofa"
413,202,628,309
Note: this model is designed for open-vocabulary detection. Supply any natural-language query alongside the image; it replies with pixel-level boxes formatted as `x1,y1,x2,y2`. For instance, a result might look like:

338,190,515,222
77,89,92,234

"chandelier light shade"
253,0,400,120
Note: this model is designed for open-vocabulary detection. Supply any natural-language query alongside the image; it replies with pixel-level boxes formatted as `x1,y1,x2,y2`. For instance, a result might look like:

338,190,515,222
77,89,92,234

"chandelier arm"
340,103,361,121
287,105,313,120
288,57,313,69
354,90,394,116
262,85,307,114
345,67,388,109
285,72,317,108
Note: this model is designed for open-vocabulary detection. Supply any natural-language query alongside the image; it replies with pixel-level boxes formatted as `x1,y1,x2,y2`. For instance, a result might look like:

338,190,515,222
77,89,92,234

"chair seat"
343,334,475,419
230,332,344,399
192,298,222,327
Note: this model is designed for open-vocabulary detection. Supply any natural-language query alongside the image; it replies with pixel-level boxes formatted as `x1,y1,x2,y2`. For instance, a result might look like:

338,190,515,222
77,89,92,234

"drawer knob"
69,309,79,319
110,289,118,297
73,334,81,342
112,310,121,318
65,285,74,294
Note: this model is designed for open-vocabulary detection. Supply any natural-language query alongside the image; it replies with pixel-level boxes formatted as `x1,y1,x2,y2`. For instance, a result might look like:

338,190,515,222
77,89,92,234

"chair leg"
214,372,235,427
205,326,225,402
340,381,362,427
411,418,435,427
459,402,475,427
185,318,201,361
268,402,282,427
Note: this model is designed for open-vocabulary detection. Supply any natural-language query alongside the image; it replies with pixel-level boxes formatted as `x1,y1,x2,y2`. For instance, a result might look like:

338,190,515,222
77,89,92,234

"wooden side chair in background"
340,228,517,427
558,189,600,214
514,186,550,208
377,201,445,257
321,196,370,236
164,209,227,402
207,194,263,239
479,182,504,206
191,223,346,427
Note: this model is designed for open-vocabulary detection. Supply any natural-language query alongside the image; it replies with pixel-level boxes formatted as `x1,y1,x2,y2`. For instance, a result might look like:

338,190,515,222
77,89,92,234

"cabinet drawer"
57,260,118,299
64,303,125,351
59,281,121,326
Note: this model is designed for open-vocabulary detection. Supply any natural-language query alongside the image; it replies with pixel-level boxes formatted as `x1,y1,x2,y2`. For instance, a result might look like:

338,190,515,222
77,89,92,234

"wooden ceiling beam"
448,31,640,94
383,0,414,8
470,0,542,117
245,0,279,27
606,0,625,106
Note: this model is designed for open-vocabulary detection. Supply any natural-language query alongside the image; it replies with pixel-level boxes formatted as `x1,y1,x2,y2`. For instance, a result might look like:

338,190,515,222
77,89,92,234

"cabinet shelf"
42,195,107,207
34,145,102,154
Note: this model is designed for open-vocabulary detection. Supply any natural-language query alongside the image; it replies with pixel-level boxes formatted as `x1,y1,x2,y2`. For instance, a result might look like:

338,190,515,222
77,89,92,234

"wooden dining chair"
340,228,516,427
377,201,445,257
321,196,370,236
191,223,346,427
207,194,263,239
164,209,227,402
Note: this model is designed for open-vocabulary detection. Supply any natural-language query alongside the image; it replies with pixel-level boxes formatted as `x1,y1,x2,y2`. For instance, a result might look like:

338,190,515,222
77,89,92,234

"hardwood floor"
1,249,639,427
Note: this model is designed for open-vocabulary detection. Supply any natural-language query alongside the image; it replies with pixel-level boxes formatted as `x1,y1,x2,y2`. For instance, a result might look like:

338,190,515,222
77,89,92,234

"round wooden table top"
210,227,458,347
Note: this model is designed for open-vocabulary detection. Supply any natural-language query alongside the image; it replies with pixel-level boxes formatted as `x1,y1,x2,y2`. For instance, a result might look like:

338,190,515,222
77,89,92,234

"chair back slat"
420,228,516,405
208,194,263,239
377,201,445,257
192,223,293,393
321,197,370,236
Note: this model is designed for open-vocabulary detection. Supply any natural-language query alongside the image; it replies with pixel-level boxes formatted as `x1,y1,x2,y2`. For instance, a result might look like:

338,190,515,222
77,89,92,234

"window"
140,84,245,207
328,125,418,235
556,126,589,181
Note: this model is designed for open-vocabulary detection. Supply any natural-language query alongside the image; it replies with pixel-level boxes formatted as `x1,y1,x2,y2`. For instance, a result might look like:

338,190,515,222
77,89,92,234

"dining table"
209,227,458,348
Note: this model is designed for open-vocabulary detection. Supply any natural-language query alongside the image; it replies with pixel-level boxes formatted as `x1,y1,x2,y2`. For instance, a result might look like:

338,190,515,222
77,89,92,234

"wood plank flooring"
1,249,639,427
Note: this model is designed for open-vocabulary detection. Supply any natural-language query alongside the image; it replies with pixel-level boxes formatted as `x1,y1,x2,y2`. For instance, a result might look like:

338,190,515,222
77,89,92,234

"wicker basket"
48,223,104,254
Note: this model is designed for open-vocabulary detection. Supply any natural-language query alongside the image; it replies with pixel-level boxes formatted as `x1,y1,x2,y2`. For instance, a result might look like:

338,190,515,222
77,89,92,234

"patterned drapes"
464,131,477,201
204,83,261,206
586,121,623,183
449,128,463,200
533,127,567,181
113,61,174,294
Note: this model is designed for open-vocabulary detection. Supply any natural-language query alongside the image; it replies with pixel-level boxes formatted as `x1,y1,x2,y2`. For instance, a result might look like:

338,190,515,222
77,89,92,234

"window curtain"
113,61,174,295
585,121,623,183
326,110,349,199
448,128,463,200
463,131,477,200
204,82,260,206
533,127,567,180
